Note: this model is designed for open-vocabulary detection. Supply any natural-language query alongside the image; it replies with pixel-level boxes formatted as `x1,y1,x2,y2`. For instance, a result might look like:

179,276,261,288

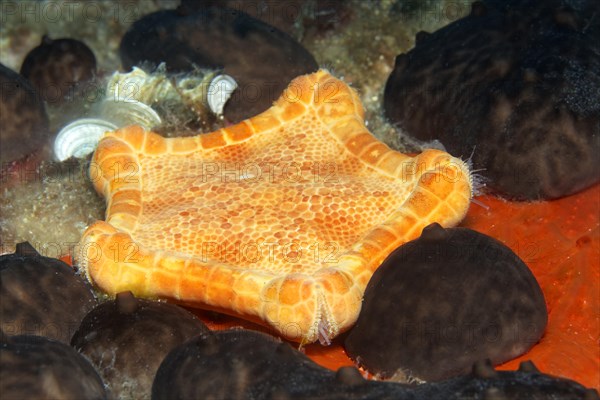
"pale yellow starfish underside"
77,69,472,343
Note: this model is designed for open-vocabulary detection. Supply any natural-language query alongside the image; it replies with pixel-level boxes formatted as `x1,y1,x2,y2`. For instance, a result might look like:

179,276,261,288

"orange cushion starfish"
77,69,472,344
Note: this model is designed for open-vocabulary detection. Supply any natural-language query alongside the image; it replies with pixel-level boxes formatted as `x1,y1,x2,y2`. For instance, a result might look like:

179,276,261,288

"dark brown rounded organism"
413,360,598,399
0,242,97,344
344,223,548,382
0,63,49,165
152,329,339,399
0,335,107,400
20,35,96,106
177,0,353,38
152,328,595,399
383,0,600,200
71,292,209,400
119,6,318,123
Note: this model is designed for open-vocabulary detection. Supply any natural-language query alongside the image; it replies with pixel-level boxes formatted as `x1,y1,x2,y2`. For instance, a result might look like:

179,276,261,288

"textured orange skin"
471,186,600,391
77,70,472,343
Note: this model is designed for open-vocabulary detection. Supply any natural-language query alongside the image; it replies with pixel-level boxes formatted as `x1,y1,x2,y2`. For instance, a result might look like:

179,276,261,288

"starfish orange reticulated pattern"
77,70,472,343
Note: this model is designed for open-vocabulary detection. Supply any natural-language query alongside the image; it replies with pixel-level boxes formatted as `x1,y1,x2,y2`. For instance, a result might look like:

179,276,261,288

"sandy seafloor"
0,0,470,256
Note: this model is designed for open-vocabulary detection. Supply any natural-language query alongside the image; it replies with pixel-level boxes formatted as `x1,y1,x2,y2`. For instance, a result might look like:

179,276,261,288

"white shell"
105,64,237,118
207,74,238,115
54,118,117,161
100,98,162,130
106,66,170,104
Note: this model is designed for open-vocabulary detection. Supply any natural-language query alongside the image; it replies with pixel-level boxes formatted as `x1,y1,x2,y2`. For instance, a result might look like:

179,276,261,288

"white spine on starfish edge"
313,292,336,346
317,319,333,346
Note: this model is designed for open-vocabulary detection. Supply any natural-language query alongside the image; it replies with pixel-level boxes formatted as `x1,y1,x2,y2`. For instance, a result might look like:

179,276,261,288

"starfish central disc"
77,70,472,343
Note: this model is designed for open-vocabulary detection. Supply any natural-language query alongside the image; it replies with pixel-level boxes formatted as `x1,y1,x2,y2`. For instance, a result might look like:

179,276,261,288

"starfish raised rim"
77,69,472,343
